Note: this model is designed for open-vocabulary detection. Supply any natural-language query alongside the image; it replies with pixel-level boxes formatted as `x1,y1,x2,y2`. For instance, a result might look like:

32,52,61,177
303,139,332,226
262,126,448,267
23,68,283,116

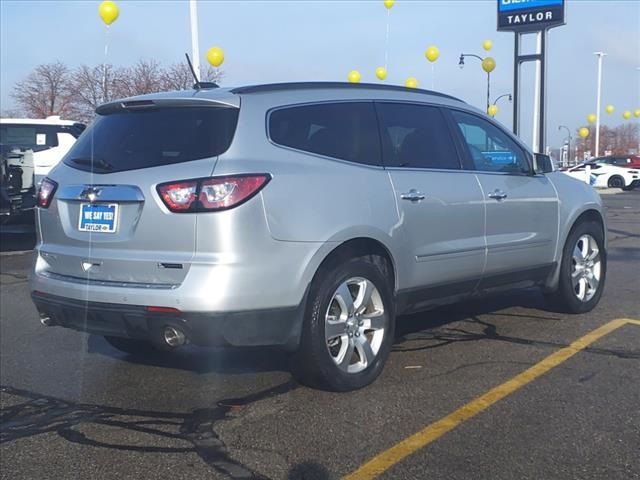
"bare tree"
69,64,126,123
8,59,225,123
162,63,224,91
115,59,165,98
11,61,73,118
575,124,640,159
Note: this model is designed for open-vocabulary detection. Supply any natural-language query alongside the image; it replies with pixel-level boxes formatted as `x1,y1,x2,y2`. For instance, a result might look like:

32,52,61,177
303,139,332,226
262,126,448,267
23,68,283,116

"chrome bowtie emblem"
80,187,102,202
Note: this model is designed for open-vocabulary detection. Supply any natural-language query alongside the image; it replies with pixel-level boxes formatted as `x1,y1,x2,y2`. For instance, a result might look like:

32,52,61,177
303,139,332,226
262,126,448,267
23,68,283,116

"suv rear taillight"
157,174,271,213
37,178,58,208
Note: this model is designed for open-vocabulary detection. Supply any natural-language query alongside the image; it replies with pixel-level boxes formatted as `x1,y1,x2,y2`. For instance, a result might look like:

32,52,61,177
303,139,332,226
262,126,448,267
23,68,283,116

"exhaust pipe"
40,314,54,326
163,326,186,347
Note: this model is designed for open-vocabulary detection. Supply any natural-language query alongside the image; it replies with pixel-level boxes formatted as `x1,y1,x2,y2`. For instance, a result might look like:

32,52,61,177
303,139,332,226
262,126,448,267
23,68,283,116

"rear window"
63,107,239,173
0,124,59,152
268,102,381,166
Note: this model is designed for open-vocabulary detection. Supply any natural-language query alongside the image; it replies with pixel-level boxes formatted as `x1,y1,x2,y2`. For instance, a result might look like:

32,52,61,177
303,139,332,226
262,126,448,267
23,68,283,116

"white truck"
1,116,85,221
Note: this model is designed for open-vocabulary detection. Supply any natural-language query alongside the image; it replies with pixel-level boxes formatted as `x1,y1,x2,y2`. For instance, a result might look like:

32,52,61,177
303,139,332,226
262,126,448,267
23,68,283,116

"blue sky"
1,0,639,148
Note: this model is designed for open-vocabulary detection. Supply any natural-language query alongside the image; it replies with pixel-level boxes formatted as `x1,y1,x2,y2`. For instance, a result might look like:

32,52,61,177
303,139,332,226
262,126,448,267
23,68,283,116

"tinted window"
451,110,530,174
0,124,59,152
269,102,381,166
574,164,601,171
376,103,460,169
64,107,239,173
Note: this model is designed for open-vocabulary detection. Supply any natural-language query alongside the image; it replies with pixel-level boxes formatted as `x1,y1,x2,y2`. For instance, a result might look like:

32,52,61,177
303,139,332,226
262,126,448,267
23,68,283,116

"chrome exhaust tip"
163,326,186,347
40,314,54,326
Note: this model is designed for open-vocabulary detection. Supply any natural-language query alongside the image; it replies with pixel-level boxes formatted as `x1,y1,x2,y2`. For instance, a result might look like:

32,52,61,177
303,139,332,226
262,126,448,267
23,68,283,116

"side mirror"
533,153,554,174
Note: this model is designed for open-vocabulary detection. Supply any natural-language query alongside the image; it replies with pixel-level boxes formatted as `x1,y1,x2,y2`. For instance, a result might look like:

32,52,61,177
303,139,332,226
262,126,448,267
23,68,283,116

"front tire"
547,220,606,314
292,256,395,391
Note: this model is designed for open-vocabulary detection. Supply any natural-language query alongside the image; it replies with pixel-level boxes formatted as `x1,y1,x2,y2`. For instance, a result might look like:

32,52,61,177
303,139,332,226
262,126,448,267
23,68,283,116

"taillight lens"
157,174,271,213
37,178,58,208
157,181,198,212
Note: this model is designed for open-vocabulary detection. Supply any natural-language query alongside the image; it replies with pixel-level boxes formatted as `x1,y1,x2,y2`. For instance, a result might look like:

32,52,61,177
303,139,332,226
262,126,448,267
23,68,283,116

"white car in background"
563,162,639,191
0,116,85,184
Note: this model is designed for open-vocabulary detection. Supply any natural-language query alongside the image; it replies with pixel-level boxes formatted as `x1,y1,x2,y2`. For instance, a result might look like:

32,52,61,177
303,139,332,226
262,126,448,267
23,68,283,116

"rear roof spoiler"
96,96,239,115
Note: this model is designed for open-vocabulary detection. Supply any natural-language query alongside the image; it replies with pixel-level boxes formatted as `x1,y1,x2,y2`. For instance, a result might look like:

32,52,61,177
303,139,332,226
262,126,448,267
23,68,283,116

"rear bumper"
31,291,304,350
627,179,640,189
0,186,35,217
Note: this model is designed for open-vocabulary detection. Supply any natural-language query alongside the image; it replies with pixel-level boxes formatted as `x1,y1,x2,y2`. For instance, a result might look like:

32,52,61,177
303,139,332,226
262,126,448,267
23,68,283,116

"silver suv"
31,83,606,391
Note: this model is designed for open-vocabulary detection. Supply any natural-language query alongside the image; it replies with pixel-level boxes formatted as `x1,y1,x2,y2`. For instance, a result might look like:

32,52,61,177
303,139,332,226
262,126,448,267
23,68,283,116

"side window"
451,110,530,174
376,103,460,169
268,102,381,166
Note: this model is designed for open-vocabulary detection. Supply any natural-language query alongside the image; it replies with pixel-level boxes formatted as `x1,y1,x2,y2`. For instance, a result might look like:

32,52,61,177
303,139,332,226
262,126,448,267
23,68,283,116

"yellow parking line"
345,318,640,480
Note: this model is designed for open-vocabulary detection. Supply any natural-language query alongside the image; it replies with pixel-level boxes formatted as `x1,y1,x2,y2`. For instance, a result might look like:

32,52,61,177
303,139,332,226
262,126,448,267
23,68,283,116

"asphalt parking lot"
1,190,639,480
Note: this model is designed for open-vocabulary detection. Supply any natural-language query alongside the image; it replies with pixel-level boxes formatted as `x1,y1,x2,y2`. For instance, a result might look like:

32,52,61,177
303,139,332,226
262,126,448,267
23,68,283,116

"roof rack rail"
230,82,464,102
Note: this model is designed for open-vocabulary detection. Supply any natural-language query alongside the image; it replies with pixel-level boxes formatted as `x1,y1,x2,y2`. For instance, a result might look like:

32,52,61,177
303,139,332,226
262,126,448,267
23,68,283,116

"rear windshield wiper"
68,157,114,171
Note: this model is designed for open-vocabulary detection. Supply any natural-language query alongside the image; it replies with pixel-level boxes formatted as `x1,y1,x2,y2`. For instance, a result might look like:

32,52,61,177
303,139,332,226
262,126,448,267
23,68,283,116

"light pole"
459,53,493,112
594,52,606,158
558,125,572,167
189,0,201,81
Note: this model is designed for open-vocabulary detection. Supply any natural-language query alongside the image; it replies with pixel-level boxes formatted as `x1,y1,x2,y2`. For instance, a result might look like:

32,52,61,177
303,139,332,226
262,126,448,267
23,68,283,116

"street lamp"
493,93,512,106
558,125,572,167
487,94,512,118
459,53,495,112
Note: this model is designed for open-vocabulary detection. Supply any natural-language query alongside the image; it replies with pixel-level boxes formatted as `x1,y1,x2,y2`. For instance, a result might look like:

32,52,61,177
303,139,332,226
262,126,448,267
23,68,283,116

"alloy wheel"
324,277,387,374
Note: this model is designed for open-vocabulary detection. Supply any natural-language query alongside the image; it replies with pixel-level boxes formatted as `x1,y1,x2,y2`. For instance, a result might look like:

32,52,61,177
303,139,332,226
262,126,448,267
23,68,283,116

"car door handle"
488,190,508,200
401,189,426,202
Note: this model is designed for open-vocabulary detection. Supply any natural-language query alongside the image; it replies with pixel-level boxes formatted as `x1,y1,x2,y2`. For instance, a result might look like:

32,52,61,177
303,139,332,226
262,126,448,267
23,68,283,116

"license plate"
78,203,118,233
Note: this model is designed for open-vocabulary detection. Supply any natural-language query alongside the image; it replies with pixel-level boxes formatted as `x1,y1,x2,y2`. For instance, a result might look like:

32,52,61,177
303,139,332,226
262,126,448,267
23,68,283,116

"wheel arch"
305,236,398,296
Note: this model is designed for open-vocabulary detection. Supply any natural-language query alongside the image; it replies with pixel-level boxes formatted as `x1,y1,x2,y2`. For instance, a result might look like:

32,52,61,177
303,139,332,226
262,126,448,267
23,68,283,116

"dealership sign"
497,0,566,32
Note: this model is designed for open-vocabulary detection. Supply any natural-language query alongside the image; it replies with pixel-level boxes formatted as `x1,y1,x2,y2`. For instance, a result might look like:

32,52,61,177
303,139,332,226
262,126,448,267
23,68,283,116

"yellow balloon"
578,127,590,139
605,104,614,114
482,57,496,74
383,0,395,9
425,46,440,63
635,109,640,118
348,70,361,83
482,40,493,51
98,0,119,26
487,105,498,117
623,110,632,120
206,47,225,67
405,77,418,89
375,67,387,81
586,114,597,124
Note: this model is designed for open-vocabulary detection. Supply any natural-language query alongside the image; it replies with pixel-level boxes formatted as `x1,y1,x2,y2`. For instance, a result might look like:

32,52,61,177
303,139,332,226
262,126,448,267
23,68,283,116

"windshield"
63,106,239,173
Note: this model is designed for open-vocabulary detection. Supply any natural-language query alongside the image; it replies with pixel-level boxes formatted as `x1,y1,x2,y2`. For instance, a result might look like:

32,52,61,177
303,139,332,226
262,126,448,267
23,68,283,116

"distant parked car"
0,116,85,185
594,155,640,169
563,162,639,191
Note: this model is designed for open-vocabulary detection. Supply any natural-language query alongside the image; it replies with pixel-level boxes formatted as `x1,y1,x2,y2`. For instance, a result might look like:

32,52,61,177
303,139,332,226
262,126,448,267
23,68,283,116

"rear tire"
291,256,395,392
103,336,157,356
546,220,606,314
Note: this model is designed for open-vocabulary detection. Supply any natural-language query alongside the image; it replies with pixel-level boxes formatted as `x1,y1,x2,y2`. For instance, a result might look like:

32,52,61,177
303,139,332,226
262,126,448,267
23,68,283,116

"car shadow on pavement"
87,335,291,375
287,461,331,479
392,288,639,360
